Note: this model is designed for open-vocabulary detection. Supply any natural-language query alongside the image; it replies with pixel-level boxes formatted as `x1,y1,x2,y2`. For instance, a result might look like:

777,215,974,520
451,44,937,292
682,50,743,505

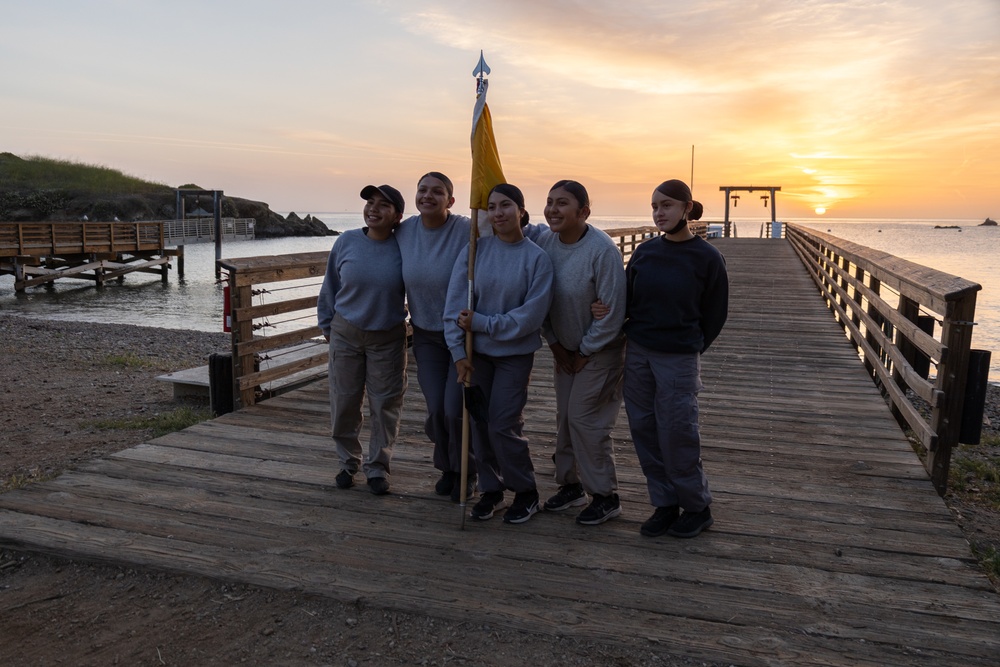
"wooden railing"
0,221,166,257
217,252,329,409
785,223,981,494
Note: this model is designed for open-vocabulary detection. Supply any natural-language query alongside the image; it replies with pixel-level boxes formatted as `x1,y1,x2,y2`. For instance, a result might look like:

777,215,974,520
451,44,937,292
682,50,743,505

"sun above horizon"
815,207,827,215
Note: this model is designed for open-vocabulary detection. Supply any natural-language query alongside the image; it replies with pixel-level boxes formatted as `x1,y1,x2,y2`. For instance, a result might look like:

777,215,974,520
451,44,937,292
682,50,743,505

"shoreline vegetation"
0,152,334,238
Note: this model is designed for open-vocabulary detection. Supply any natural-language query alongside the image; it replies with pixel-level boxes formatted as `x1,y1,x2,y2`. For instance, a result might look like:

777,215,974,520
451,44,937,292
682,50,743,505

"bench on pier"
155,340,328,401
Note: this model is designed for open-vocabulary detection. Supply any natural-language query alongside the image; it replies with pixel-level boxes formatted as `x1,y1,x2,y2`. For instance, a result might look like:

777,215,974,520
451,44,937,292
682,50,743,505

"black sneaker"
470,491,506,520
367,477,390,496
335,469,355,489
451,474,478,503
640,505,679,537
575,493,622,525
435,471,457,496
667,507,713,538
543,483,587,512
503,490,540,524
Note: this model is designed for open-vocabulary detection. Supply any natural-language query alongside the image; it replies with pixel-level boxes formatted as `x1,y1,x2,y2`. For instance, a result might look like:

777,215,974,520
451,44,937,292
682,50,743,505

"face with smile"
544,186,590,240
487,191,524,241
651,189,693,234
364,193,401,239
415,175,454,221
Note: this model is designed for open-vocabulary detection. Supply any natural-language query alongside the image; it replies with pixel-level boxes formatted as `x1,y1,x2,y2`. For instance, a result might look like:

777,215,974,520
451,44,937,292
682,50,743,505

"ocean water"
2,213,997,381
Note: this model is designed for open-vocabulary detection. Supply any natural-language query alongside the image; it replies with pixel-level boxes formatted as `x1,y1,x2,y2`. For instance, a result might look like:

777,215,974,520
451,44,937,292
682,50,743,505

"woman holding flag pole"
446,53,553,524
444,182,553,524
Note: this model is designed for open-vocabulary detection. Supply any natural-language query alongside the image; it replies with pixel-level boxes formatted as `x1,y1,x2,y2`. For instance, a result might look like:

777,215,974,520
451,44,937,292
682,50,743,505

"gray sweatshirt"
394,213,472,331
444,236,554,361
317,228,406,335
536,225,626,356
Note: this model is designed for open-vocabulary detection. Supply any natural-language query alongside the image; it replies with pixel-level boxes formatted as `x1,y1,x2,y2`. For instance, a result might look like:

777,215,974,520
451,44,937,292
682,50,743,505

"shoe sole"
640,524,671,537
667,517,714,538
503,504,539,524
470,501,507,521
367,479,390,496
576,506,622,526
543,496,588,512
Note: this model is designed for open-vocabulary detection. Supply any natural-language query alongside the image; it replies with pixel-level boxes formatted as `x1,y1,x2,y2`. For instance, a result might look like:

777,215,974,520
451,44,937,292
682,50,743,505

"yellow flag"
470,80,506,210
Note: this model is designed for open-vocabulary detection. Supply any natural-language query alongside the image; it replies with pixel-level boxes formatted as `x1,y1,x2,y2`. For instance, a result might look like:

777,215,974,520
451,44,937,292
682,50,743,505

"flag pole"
459,208,477,529
461,51,505,528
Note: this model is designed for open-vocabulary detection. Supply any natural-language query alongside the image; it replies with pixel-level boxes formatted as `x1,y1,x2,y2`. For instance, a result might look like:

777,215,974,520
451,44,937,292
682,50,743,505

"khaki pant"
551,343,625,496
328,313,407,479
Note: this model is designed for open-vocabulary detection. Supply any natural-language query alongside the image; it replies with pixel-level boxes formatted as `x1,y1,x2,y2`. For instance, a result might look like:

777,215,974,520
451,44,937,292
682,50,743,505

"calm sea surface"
2,213,997,381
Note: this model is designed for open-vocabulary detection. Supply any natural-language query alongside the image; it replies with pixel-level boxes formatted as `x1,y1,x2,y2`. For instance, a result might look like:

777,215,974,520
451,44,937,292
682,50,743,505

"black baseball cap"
360,184,404,215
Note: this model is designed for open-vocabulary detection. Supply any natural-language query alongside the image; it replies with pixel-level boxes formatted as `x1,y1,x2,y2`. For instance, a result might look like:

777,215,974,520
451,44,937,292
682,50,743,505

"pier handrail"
218,251,329,409
785,223,981,494
0,220,165,257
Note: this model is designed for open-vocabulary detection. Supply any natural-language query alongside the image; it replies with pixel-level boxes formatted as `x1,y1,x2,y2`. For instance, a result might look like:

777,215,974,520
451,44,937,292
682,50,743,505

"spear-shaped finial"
473,50,490,96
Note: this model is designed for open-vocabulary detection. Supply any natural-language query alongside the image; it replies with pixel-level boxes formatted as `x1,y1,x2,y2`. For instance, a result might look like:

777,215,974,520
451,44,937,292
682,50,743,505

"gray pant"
411,325,478,474
470,352,536,494
623,341,711,512
552,343,624,496
328,313,407,480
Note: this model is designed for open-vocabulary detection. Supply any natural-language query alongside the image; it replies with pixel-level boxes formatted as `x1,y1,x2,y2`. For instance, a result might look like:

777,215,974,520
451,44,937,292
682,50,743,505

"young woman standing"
395,172,479,502
623,179,729,538
318,184,408,496
535,180,627,525
444,183,554,524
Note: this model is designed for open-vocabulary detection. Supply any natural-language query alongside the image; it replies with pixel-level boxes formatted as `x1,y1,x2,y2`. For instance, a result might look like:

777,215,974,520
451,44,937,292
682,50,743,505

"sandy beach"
1,313,997,665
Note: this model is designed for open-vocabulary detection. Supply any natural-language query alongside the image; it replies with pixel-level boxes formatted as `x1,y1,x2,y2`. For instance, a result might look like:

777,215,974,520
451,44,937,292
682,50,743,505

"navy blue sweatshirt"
624,235,729,354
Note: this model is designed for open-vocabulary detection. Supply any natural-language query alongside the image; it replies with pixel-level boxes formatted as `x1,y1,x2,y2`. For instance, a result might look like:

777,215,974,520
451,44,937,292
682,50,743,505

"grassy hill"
0,152,171,194
0,153,332,236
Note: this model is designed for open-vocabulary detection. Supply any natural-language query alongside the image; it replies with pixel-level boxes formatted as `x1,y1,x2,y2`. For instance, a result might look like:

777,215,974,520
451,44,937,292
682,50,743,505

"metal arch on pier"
719,185,782,237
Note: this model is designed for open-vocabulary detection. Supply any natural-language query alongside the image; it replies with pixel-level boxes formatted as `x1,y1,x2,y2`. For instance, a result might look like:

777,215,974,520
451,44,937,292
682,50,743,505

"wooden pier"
0,218,255,290
0,220,181,291
0,236,997,664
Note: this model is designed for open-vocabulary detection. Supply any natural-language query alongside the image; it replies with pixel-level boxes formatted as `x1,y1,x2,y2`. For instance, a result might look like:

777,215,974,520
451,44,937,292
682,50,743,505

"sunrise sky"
3,1,998,220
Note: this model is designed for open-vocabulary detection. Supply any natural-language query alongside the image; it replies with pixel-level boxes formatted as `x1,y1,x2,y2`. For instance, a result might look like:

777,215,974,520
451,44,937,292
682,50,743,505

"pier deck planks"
1,237,998,665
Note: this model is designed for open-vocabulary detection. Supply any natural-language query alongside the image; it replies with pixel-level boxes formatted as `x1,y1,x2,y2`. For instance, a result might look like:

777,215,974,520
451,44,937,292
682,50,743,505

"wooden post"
228,271,256,410
928,293,977,495
723,187,731,238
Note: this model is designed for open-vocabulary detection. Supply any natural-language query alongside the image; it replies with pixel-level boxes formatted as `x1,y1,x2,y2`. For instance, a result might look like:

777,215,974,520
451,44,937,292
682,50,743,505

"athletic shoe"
335,469,355,489
640,505,679,537
470,491,506,520
435,471,457,496
667,507,713,538
543,483,587,512
575,493,622,525
367,477,390,496
451,474,477,503
503,490,540,524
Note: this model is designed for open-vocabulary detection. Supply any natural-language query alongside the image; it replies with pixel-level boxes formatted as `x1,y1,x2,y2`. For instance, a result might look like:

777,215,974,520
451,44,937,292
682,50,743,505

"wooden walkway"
1,238,999,665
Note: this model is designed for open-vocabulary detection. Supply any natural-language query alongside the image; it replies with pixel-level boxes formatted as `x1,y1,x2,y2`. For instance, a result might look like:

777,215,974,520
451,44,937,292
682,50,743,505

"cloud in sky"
1,0,997,219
